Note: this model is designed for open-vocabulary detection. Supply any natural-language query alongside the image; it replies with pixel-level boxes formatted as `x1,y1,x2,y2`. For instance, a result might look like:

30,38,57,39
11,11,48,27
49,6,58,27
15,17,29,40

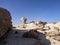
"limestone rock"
52,36,60,41
36,21,47,30
21,17,27,24
45,29,60,37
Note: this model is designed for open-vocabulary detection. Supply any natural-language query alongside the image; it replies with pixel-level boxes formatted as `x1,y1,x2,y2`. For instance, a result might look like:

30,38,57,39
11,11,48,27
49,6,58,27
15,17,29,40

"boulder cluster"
19,19,47,30
0,8,12,38
44,24,60,41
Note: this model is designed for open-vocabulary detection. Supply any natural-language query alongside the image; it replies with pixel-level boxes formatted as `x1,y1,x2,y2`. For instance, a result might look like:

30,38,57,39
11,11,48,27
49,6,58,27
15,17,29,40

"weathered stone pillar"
21,17,27,24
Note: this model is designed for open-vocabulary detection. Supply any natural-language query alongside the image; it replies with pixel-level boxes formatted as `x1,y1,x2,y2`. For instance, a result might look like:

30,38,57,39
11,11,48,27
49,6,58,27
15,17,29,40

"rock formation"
36,21,47,30
30,21,35,24
22,30,39,39
45,27,60,37
52,36,60,41
21,17,27,24
34,40,43,45
0,8,12,38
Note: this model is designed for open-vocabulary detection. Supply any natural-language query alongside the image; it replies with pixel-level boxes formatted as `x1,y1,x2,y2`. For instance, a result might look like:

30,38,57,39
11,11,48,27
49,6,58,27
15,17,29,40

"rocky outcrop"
45,27,60,37
21,17,27,24
22,30,39,39
36,21,47,30
51,36,60,41
0,8,12,38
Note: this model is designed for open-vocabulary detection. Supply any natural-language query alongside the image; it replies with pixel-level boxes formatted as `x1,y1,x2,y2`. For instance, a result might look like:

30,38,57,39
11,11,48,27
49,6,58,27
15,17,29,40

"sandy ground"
0,29,60,45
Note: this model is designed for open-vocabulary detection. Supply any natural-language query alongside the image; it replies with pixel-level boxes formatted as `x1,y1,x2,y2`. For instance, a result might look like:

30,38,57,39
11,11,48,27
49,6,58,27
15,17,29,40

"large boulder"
22,30,39,39
0,8,12,38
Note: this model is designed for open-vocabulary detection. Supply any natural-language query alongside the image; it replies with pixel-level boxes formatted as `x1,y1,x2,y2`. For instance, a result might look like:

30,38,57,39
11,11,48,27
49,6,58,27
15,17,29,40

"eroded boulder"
22,30,39,39
0,8,12,38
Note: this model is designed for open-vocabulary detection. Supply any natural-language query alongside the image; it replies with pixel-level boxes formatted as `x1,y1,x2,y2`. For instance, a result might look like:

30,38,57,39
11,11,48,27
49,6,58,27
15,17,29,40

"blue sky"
0,0,60,25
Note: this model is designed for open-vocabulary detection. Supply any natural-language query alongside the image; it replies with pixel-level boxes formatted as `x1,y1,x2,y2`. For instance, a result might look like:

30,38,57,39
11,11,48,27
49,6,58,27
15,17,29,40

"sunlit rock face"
0,8,12,38
44,22,60,31
44,23,60,41
52,36,60,41
25,21,47,30
26,23,38,30
45,29,60,37
54,22,60,29
14,21,47,30
35,21,47,30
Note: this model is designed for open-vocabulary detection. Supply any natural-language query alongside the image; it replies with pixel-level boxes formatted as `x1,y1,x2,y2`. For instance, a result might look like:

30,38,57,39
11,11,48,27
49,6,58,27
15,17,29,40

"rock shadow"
22,30,51,45
0,29,51,45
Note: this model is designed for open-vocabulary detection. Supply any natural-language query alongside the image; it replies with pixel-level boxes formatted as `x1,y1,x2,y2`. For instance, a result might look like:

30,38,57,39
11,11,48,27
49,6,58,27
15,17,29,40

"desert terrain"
0,22,60,45
0,8,60,45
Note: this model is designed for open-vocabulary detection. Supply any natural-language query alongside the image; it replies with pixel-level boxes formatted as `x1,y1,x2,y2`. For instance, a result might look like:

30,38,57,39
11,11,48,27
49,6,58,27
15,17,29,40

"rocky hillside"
13,21,60,41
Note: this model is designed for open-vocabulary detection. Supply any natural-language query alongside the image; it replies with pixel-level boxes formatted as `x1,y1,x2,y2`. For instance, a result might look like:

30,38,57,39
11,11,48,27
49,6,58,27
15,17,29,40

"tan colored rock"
36,21,47,30
45,27,60,37
21,17,27,24
0,8,12,38
52,36,60,41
